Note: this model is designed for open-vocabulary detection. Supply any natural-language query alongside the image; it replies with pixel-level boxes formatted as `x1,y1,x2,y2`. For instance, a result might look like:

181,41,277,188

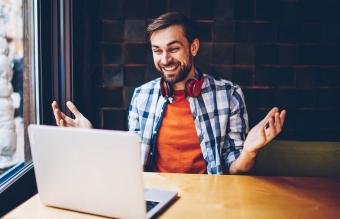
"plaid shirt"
128,72,249,174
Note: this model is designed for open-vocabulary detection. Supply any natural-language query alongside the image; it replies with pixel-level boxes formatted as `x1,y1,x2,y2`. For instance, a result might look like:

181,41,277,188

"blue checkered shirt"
128,73,249,174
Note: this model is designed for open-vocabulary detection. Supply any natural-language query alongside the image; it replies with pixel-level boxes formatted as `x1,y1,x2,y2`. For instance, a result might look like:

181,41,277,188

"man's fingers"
54,108,77,127
261,107,279,125
63,116,77,126
52,101,82,127
59,110,78,126
66,101,81,117
268,117,276,139
52,101,61,126
51,100,59,110
53,109,63,126
280,110,286,125
266,107,278,119
274,110,286,134
260,125,267,142
274,112,282,132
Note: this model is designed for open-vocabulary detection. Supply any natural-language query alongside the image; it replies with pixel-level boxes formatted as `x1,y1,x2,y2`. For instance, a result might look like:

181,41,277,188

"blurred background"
73,0,340,141
0,0,24,170
1,0,340,174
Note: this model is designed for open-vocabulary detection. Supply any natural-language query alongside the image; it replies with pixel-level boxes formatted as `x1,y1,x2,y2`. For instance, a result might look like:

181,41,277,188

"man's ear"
190,38,200,57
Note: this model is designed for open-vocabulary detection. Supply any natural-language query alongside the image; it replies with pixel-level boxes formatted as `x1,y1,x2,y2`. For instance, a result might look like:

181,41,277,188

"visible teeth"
163,65,177,71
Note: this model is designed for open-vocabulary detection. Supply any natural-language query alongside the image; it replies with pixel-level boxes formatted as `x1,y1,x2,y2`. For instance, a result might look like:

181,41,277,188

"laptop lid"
28,125,149,219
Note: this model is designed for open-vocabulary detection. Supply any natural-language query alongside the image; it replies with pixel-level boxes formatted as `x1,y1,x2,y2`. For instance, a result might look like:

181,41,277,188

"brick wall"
95,0,340,141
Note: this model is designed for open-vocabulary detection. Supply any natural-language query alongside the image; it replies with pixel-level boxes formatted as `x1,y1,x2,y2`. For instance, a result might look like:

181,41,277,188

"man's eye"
169,48,179,53
153,50,162,54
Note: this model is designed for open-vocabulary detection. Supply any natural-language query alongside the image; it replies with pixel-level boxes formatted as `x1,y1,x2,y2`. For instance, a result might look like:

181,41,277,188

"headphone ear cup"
185,79,195,97
185,73,204,97
192,76,204,96
160,79,167,97
160,78,174,99
165,81,174,98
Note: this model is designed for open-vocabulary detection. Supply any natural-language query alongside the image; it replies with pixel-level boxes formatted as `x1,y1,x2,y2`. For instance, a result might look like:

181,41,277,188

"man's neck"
173,66,196,90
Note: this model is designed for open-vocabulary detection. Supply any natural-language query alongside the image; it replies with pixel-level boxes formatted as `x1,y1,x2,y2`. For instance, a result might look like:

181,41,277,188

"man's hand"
51,101,92,128
243,107,286,155
229,107,286,174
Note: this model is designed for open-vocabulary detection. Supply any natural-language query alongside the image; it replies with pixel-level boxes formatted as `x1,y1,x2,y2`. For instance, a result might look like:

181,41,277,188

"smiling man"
52,12,286,175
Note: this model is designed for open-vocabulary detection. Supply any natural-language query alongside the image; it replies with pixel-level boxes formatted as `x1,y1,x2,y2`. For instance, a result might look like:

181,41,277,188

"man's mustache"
159,61,180,68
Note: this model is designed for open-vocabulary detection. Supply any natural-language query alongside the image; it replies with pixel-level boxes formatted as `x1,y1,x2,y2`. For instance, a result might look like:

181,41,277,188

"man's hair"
146,12,198,44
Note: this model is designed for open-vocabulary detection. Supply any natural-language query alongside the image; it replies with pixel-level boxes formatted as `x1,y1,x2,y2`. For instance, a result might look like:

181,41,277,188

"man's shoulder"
203,74,240,91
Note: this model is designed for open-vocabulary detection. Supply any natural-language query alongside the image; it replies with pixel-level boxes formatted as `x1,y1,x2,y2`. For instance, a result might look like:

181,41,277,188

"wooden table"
4,173,340,219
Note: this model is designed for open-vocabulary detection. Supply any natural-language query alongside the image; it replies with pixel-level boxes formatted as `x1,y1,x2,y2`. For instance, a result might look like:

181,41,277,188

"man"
52,12,286,175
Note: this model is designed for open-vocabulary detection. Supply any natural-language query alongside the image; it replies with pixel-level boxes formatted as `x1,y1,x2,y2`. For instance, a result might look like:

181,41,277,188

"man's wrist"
229,148,257,174
242,148,257,160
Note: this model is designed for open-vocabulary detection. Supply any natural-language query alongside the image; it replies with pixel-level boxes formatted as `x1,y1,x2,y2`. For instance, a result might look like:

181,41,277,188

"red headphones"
160,69,204,100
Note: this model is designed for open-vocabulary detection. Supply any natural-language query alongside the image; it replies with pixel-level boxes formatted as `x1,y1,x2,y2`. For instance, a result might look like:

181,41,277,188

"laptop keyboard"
146,201,159,212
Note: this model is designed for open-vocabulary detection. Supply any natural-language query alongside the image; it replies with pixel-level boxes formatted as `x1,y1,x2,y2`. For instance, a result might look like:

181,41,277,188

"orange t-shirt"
156,90,206,173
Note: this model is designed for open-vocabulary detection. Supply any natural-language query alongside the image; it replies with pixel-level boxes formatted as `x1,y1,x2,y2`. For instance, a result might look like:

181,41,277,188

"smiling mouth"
161,64,179,72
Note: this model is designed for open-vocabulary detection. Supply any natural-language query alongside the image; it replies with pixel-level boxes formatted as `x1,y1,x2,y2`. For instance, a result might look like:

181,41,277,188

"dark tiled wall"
96,0,340,141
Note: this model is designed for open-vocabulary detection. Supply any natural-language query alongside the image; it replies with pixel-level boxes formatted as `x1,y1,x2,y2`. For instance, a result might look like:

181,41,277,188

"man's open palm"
52,101,92,128
243,107,286,154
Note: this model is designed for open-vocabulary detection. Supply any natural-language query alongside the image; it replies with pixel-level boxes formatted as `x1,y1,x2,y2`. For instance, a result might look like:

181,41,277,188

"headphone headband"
160,69,204,101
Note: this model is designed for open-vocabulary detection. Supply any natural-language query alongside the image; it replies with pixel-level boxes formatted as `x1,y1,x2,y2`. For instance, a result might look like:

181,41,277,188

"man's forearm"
229,150,257,174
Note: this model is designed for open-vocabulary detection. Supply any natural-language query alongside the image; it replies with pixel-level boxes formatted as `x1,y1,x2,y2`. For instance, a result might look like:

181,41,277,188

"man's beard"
157,55,193,85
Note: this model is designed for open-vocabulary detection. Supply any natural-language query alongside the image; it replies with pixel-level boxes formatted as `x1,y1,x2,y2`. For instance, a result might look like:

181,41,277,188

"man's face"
150,25,194,84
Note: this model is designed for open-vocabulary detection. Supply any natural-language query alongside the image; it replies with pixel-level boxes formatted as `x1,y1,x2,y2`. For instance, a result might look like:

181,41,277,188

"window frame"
0,0,75,216
0,0,39,215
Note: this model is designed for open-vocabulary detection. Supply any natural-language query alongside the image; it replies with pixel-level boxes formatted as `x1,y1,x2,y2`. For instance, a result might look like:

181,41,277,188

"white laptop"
28,125,177,219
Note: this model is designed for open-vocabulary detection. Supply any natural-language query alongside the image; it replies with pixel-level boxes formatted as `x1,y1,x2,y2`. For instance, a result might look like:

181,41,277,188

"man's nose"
160,52,171,65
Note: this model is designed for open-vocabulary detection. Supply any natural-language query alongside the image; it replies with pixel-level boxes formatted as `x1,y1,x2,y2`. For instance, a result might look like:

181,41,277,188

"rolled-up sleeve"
223,85,249,172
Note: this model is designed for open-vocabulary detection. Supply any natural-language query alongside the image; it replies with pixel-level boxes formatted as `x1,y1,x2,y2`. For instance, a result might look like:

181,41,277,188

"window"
0,0,28,182
0,0,39,216
0,0,80,214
